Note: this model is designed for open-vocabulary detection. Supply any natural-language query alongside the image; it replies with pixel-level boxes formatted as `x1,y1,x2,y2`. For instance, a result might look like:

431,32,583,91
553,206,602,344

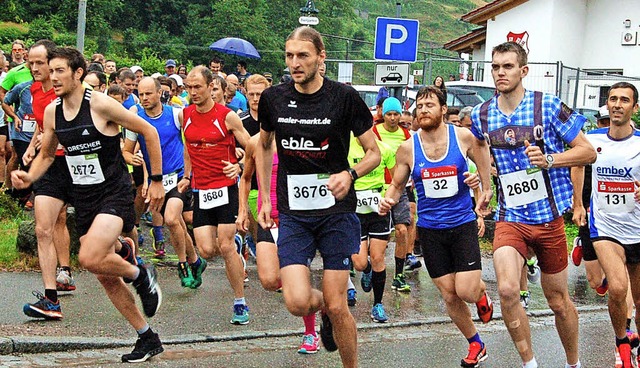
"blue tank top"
412,124,476,229
137,105,184,177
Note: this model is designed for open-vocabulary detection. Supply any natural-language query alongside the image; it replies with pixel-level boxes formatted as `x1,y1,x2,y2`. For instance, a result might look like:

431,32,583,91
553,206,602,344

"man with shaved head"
225,74,247,111
124,77,206,288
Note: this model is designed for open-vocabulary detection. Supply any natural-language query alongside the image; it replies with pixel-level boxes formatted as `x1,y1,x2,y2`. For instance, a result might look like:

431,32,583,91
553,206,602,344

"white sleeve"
172,106,181,131
125,129,138,142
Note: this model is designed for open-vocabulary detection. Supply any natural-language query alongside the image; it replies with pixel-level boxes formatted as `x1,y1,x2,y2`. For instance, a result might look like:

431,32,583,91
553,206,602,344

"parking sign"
374,17,420,62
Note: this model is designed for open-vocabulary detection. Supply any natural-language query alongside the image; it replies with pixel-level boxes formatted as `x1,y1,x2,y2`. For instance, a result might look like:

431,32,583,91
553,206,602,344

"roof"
443,27,487,53
461,0,529,25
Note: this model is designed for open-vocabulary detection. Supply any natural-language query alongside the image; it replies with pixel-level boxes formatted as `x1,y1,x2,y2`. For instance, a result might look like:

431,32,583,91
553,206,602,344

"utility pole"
76,0,87,52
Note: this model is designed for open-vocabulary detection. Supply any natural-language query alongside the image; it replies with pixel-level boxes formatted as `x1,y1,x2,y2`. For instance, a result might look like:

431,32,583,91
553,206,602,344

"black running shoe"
320,311,337,352
121,332,164,363
119,237,138,284
133,265,162,318
118,236,138,266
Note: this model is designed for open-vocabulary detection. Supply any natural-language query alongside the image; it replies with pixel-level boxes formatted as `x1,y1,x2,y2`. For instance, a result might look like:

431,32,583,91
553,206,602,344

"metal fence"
325,57,640,109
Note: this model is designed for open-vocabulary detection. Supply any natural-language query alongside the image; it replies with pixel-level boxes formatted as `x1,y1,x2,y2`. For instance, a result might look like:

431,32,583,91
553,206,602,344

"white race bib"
21,114,36,133
421,165,459,198
287,173,335,210
199,187,229,210
66,154,105,185
355,189,381,214
162,172,178,193
597,180,635,213
500,168,547,208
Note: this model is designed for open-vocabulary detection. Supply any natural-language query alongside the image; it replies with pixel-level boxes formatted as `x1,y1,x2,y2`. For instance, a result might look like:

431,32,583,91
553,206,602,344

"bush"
28,17,54,41
0,191,26,221
0,23,28,44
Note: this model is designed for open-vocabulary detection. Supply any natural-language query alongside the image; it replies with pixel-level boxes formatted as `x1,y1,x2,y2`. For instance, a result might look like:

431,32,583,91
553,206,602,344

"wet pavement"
0,310,617,367
0,239,614,366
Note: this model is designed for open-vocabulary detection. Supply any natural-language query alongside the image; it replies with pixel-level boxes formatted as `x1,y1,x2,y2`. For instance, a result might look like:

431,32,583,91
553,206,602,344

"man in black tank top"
12,47,166,363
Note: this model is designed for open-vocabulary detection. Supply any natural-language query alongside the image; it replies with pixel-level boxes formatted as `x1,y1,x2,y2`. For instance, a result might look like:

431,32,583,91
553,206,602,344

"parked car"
405,86,484,112
446,81,497,101
575,106,599,132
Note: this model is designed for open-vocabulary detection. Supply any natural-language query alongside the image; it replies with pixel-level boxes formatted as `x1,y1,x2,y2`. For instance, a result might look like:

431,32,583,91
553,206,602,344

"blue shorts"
278,212,360,270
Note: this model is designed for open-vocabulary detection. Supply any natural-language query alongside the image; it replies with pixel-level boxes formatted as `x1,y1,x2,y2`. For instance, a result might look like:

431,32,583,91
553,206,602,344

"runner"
372,97,420,292
237,134,320,354
349,132,395,323
182,65,252,324
470,41,596,368
255,27,380,368
573,82,640,368
380,85,494,368
125,77,205,288
16,40,77,320
12,46,164,363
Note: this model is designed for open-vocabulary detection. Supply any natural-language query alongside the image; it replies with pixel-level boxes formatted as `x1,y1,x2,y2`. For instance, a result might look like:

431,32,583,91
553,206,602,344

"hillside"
0,0,489,79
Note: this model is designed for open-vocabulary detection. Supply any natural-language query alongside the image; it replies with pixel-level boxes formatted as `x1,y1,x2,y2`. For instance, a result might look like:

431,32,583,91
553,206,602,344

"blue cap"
382,97,402,115
165,59,177,67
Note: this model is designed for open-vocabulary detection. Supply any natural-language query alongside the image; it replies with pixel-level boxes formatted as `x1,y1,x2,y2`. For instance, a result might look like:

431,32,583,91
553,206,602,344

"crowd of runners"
1,27,639,368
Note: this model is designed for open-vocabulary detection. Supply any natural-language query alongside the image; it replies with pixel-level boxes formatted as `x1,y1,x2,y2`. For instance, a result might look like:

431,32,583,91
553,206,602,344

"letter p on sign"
374,17,419,63
385,24,407,54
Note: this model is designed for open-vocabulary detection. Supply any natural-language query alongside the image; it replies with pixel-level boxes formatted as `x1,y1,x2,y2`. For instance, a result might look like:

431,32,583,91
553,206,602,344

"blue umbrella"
209,37,261,60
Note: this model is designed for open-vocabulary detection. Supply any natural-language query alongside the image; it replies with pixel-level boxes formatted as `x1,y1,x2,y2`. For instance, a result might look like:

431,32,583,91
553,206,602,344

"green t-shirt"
374,123,408,152
1,64,33,123
1,63,33,92
348,135,395,192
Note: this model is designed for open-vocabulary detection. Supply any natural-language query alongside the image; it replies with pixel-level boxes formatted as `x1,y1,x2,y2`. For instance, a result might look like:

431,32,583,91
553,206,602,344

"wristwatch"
149,174,163,182
545,154,554,169
347,168,359,181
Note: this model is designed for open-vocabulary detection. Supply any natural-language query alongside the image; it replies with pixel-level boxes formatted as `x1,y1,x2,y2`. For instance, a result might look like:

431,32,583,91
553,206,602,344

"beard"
293,65,319,86
418,115,442,132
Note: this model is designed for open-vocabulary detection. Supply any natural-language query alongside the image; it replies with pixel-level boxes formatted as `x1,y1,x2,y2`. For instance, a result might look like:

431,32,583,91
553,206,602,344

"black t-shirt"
258,78,372,216
582,165,592,209
239,110,260,137
239,110,260,190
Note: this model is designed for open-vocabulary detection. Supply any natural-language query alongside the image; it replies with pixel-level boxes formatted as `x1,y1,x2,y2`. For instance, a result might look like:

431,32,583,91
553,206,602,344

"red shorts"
493,216,568,274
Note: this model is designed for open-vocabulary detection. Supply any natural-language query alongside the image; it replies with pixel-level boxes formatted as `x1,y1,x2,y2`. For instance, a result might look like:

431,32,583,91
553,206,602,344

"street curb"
0,305,607,354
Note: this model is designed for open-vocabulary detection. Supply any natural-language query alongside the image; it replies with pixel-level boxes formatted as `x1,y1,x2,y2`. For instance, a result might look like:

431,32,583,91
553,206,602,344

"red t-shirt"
30,81,63,156
183,102,237,190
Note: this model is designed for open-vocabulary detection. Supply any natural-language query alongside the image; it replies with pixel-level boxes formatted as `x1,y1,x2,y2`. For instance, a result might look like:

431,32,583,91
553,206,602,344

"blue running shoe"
361,269,372,292
370,303,389,323
23,291,62,319
231,304,250,325
234,233,243,255
404,254,422,272
347,288,357,306
245,233,256,259
141,211,153,225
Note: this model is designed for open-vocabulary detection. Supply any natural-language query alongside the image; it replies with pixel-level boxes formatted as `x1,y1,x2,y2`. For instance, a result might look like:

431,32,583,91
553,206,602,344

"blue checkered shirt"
471,90,585,224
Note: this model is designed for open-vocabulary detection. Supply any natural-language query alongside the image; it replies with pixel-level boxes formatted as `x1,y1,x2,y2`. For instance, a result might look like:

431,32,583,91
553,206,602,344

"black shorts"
592,237,640,264
358,212,392,241
406,186,416,203
418,220,482,279
32,155,72,204
579,218,597,262
0,124,8,139
193,184,239,228
74,177,136,237
132,165,144,187
257,223,277,244
12,140,30,170
160,184,192,215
